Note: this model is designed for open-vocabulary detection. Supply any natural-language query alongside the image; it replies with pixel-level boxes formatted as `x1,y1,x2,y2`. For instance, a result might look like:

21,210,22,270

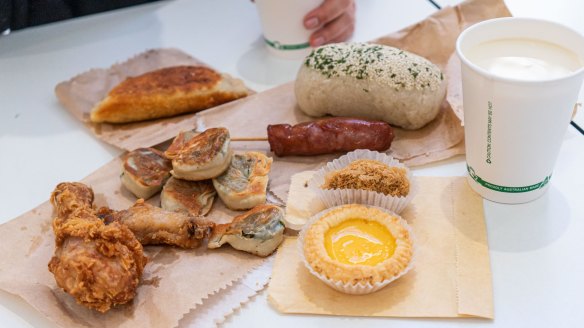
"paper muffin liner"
308,149,417,214
298,204,416,295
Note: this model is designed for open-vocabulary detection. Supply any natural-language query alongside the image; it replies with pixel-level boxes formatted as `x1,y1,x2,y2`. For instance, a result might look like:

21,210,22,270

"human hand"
303,0,356,47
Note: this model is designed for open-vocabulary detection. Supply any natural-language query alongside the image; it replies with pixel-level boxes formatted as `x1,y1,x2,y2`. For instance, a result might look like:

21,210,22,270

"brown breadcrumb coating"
48,182,147,313
102,199,214,249
322,159,410,197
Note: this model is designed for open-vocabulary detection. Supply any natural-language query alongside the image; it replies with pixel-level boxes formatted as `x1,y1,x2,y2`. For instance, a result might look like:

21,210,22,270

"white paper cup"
456,18,584,204
255,0,322,59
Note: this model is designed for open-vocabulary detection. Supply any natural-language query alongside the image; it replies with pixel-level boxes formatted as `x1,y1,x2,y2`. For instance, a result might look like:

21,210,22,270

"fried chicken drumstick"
99,199,214,249
48,182,147,313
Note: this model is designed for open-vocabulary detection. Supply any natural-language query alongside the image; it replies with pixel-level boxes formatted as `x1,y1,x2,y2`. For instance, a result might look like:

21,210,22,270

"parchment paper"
0,154,268,328
269,174,493,319
55,48,252,151
180,257,274,327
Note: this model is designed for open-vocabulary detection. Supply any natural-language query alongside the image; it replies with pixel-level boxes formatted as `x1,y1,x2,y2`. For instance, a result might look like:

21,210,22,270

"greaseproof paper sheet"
270,175,493,319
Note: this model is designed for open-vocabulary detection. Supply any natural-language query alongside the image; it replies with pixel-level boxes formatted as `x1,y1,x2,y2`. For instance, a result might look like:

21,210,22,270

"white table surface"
1,0,583,327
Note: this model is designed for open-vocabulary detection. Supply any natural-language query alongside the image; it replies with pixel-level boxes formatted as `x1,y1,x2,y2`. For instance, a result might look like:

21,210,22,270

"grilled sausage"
267,117,394,156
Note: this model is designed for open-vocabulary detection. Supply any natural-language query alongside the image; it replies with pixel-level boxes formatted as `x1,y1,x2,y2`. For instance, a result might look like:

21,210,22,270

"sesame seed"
304,43,443,91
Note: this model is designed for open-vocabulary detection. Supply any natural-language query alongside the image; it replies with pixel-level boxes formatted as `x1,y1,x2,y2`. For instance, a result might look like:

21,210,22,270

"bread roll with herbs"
295,43,446,130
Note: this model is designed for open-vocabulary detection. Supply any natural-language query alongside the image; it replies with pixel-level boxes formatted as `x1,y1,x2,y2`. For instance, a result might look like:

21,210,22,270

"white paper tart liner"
298,204,416,295
308,149,416,214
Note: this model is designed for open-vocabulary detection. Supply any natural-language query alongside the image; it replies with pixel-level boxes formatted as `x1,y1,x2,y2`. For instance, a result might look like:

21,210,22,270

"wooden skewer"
231,137,269,142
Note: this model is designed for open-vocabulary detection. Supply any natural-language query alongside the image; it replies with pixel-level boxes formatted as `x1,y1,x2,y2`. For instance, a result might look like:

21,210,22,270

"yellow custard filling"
324,218,396,266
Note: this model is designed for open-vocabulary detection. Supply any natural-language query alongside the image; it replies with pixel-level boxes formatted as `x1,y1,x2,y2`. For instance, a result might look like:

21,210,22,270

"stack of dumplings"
119,127,283,257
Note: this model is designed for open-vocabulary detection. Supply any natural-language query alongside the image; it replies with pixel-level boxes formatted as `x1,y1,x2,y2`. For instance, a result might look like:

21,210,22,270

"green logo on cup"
467,165,551,193
485,101,493,164
265,38,310,50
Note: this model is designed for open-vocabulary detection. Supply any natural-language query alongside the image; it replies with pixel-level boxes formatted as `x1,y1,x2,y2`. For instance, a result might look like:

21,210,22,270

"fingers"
308,1,355,47
304,0,353,29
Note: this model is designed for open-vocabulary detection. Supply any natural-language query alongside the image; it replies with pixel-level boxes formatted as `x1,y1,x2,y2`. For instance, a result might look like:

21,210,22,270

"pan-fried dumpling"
166,127,232,181
121,148,172,199
164,129,197,159
207,204,285,257
160,177,216,216
212,152,272,210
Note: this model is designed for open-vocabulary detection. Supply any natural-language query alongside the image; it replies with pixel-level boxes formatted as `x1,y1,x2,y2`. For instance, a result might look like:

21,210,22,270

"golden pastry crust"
322,159,410,197
303,204,413,285
109,66,221,96
90,66,249,124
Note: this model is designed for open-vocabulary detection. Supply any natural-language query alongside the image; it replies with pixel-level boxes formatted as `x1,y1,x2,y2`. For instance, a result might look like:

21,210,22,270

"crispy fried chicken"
48,182,147,313
100,199,213,249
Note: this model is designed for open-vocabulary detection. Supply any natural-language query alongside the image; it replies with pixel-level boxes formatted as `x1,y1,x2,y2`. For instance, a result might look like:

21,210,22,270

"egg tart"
302,204,413,290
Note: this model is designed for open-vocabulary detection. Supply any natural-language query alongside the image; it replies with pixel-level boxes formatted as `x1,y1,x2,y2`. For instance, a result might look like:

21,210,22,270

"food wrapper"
297,205,415,295
308,150,416,214
283,171,328,230
270,175,494,319
179,257,274,327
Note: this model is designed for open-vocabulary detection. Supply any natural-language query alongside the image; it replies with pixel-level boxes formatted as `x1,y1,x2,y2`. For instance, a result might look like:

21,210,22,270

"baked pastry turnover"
90,66,249,124
303,204,413,286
